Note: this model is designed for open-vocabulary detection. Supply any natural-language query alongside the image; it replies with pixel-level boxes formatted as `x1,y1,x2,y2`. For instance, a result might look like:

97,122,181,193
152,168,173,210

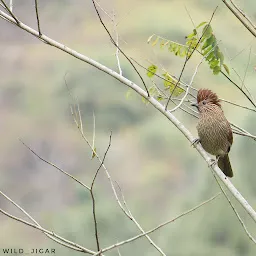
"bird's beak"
191,102,198,108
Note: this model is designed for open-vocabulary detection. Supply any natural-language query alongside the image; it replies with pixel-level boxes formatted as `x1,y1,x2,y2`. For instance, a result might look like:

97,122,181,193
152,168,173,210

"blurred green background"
0,0,256,255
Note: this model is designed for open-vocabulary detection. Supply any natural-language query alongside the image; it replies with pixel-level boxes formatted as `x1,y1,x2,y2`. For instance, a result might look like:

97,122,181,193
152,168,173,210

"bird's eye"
202,100,206,105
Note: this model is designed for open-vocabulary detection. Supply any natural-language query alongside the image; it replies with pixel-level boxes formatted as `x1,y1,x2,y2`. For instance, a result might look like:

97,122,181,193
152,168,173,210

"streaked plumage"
194,89,233,177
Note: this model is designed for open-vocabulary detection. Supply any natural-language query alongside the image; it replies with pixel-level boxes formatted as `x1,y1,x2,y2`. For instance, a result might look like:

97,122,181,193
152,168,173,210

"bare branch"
93,193,221,256
220,98,256,113
91,132,112,189
69,90,166,255
0,203,95,254
0,0,18,23
0,6,256,232
221,0,256,38
19,139,90,191
90,0,149,96
113,11,122,76
242,46,252,89
92,111,96,159
229,0,256,31
90,132,112,253
165,6,218,110
210,173,256,244
169,43,218,112
34,0,42,36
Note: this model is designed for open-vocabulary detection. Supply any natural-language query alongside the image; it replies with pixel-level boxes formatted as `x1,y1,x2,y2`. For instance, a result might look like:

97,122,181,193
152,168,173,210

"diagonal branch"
210,173,256,244
69,91,166,256
90,0,149,97
165,6,218,110
0,0,18,23
19,139,91,191
0,191,96,254
221,0,256,38
93,193,221,256
0,6,256,233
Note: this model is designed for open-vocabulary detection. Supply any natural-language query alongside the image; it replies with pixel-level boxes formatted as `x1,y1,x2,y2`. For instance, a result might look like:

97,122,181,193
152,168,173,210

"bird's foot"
208,156,220,168
191,138,200,147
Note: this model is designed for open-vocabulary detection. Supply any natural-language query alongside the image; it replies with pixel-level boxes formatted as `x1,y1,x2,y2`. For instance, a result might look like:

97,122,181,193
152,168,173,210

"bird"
191,89,233,177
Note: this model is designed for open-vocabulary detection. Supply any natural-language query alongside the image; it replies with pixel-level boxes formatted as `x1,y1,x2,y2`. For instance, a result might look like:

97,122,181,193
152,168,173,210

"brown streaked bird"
191,89,233,177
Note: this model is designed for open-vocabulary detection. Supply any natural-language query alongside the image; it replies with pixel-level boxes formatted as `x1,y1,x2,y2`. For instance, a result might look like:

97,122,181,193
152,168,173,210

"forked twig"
93,193,221,256
90,0,149,96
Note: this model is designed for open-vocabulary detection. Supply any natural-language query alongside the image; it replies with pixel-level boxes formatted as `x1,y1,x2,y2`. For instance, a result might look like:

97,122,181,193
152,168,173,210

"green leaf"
206,51,215,61
213,66,221,75
152,37,159,46
217,51,224,66
170,86,185,97
179,47,187,57
162,72,185,96
163,72,174,88
202,24,213,39
210,59,219,69
186,29,197,39
169,43,178,53
157,95,164,101
147,65,157,77
193,29,197,36
214,46,220,59
196,21,208,29
202,45,212,56
202,34,215,50
222,63,230,75
174,45,180,56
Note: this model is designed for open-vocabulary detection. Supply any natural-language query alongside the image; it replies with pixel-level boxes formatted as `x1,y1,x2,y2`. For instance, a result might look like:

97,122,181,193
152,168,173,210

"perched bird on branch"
191,89,233,177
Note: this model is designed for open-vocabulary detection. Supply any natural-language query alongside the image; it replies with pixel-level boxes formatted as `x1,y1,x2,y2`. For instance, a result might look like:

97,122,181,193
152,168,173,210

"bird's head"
191,89,221,113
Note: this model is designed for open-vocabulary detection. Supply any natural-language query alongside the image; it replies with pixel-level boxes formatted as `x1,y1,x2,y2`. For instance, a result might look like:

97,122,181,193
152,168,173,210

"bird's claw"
191,138,200,147
208,156,220,168
208,158,217,168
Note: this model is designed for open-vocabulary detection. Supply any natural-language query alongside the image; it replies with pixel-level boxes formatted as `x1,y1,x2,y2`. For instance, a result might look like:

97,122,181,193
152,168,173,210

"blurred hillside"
0,0,256,255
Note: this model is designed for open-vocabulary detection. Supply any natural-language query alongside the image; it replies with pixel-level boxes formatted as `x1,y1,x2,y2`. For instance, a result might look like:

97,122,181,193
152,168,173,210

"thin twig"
221,0,256,38
0,0,18,23
0,7,255,228
90,133,112,253
220,98,256,113
169,43,218,112
210,172,256,244
165,6,218,110
112,11,122,76
69,94,166,255
19,139,91,190
91,132,112,188
90,190,100,252
90,0,149,96
34,0,41,36
92,111,96,159
130,57,196,99
242,46,251,89
229,0,256,31
93,193,221,256
0,206,95,254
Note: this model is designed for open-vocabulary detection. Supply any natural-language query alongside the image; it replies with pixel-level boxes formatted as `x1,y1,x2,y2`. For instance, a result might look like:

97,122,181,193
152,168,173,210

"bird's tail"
218,154,233,177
